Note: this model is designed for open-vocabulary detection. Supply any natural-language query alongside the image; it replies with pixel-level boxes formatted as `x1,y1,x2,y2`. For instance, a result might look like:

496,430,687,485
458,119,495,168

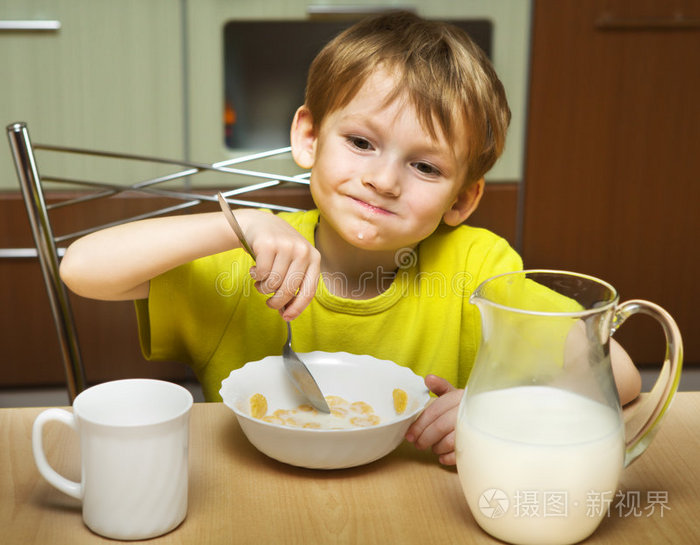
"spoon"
282,321,330,413
216,192,330,413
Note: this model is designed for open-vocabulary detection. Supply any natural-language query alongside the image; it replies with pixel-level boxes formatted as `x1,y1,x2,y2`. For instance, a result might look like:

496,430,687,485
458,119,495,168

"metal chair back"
6,122,309,402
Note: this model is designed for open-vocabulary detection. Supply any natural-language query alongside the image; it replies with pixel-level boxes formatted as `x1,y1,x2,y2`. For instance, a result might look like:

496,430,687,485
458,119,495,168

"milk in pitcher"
456,386,624,545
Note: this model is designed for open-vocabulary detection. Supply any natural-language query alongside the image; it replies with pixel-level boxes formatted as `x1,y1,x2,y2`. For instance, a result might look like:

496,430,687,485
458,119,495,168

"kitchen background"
1,0,698,405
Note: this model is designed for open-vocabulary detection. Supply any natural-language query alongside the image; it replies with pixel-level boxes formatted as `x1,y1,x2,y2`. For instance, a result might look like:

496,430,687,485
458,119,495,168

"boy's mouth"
350,196,394,216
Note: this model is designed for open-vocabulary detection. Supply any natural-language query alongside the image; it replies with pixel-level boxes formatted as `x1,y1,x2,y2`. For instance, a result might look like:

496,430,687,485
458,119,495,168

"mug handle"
611,300,683,467
32,408,82,500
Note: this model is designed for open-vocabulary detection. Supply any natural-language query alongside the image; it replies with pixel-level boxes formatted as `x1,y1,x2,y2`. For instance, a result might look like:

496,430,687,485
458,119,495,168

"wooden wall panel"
522,0,700,365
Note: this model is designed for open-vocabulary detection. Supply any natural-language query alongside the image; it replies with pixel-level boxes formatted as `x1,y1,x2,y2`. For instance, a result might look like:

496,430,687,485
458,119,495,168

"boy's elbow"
60,242,148,301
59,245,84,295
60,243,103,298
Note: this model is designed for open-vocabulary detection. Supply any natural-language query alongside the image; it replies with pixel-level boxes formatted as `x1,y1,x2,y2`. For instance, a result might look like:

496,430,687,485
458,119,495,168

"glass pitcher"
455,270,682,545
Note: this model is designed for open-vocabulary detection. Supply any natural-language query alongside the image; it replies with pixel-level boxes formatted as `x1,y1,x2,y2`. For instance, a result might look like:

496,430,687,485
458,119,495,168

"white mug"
32,379,193,540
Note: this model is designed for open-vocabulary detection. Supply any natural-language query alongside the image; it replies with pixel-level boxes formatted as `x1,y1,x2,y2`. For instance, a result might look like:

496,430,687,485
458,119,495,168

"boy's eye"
348,136,373,151
413,162,441,177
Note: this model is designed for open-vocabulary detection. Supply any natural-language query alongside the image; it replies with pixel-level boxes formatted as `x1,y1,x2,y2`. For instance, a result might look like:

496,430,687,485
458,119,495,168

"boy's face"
293,68,478,252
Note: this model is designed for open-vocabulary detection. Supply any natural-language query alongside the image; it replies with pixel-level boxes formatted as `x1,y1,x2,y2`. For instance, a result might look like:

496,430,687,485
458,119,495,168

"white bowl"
220,351,430,469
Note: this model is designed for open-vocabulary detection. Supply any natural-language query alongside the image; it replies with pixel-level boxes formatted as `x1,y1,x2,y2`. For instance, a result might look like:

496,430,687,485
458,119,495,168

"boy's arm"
61,212,237,301
60,209,320,319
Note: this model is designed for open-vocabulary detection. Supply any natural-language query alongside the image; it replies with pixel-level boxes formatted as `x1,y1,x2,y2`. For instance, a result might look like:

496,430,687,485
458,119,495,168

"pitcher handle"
612,300,683,467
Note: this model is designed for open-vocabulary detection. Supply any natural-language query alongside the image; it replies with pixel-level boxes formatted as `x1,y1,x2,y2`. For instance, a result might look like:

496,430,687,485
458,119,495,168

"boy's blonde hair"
305,11,510,185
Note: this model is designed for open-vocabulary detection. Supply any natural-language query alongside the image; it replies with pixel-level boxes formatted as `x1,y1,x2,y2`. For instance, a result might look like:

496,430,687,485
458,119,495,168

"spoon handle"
217,192,257,260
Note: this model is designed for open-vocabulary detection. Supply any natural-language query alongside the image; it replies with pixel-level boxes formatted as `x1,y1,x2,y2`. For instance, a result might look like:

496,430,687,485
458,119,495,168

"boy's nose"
361,161,401,197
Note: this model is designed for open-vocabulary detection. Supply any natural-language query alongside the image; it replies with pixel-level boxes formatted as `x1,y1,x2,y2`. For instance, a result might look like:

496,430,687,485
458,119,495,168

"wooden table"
2,393,698,544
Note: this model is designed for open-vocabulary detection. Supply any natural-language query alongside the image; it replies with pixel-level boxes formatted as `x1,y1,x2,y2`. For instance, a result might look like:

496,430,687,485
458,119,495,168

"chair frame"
6,121,309,402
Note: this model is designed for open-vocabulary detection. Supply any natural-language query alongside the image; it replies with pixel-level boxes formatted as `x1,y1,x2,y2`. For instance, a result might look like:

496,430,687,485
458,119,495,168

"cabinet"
0,0,188,386
522,0,700,364
0,0,185,189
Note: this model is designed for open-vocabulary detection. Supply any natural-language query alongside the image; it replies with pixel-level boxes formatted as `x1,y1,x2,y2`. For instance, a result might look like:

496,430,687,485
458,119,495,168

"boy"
60,12,641,465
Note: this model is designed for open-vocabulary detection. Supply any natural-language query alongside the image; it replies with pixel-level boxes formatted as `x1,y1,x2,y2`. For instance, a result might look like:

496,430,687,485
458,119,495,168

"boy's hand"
405,374,463,466
241,210,321,321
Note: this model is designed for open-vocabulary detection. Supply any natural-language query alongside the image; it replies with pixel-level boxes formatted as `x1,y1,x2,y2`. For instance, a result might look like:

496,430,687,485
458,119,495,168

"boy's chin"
343,233,417,260
341,228,392,251
321,216,417,253
335,222,381,247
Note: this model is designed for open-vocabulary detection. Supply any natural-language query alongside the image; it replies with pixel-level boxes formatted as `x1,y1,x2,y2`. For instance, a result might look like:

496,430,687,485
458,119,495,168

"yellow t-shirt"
136,209,523,401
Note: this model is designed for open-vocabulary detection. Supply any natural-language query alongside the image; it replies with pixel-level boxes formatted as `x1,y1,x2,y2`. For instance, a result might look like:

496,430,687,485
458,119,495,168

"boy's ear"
290,106,317,169
443,178,485,226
